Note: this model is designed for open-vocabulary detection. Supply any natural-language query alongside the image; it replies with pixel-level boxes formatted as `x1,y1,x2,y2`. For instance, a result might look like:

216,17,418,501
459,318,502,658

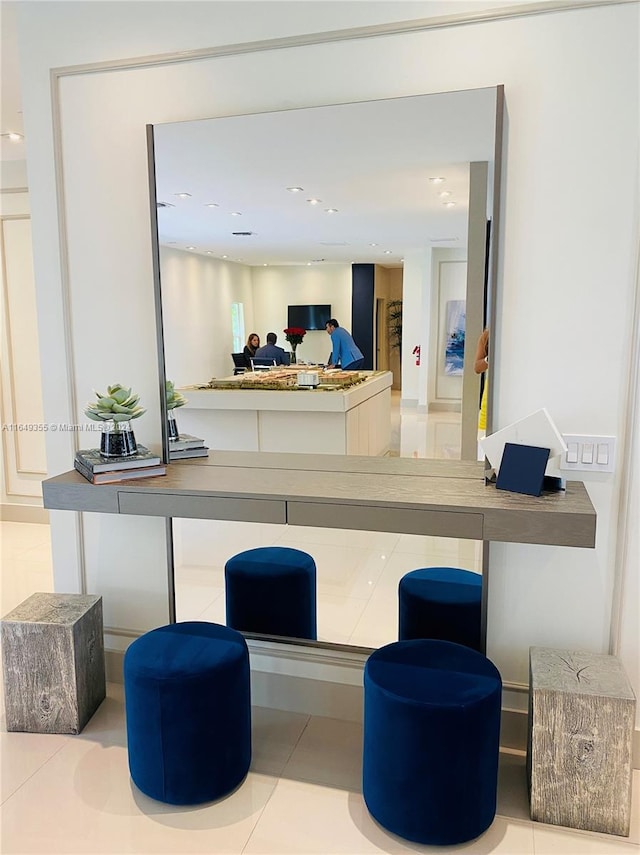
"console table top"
42,450,596,548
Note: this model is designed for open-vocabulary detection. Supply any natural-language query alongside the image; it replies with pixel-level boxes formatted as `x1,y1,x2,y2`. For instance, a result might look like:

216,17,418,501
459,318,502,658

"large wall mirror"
149,86,503,650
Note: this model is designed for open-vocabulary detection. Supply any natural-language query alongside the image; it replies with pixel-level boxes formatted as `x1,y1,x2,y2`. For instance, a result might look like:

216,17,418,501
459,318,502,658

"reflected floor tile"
347,588,398,649
244,777,536,854
174,572,223,622
496,751,530,822
316,594,369,644
174,519,287,567
278,525,400,552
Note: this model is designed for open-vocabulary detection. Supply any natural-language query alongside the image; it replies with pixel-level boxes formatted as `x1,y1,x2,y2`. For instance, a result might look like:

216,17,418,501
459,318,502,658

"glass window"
231,303,245,352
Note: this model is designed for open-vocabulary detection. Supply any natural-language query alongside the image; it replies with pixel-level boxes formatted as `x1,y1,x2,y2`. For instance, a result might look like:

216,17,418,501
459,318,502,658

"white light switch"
561,434,616,473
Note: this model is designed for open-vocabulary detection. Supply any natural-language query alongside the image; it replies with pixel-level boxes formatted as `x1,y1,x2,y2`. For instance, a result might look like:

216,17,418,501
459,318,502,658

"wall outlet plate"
560,434,616,473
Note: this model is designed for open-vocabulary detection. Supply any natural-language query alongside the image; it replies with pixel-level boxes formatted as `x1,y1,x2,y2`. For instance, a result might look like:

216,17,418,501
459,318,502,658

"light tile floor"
1,519,639,853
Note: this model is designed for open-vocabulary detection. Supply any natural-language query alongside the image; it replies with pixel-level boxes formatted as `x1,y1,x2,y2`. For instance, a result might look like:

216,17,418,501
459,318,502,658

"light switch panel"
560,434,616,473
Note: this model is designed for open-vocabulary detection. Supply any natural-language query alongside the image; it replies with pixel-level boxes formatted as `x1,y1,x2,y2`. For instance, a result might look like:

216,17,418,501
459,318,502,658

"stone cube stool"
528,646,636,836
398,567,482,651
1,592,105,734
363,639,502,845
225,546,317,640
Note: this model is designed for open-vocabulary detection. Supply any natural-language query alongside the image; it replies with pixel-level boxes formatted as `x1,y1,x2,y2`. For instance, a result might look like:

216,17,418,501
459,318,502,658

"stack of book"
74,446,166,484
169,434,209,460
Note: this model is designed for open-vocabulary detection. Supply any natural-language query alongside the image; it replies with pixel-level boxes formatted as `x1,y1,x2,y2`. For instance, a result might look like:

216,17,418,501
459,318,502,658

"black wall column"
351,263,374,370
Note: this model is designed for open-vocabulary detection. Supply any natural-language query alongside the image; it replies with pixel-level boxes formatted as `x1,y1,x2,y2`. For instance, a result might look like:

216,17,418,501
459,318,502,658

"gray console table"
42,451,596,548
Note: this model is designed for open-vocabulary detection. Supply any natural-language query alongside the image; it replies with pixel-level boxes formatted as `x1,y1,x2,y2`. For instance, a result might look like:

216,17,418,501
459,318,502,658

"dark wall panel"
351,264,375,370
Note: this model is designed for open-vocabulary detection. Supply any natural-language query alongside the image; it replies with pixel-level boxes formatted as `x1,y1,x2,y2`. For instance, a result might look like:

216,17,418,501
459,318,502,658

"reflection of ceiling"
153,88,497,267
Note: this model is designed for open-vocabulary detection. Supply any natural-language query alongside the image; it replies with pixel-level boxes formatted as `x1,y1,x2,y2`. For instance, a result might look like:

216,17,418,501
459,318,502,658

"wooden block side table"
1,592,106,734
527,646,636,836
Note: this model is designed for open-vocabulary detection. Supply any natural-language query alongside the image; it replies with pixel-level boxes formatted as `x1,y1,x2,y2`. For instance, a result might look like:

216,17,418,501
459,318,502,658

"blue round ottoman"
225,546,317,640
124,621,251,805
363,639,502,845
398,566,482,651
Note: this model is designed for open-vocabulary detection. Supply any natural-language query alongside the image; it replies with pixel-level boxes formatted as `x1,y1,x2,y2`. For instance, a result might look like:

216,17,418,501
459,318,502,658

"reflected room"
151,87,501,649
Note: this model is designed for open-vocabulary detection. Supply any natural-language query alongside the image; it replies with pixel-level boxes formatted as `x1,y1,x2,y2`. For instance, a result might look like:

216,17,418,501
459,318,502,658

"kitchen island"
176,370,392,456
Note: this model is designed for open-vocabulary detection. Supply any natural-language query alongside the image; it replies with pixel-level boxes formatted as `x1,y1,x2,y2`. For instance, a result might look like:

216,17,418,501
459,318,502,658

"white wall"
16,1,639,721
160,247,253,384
251,264,351,365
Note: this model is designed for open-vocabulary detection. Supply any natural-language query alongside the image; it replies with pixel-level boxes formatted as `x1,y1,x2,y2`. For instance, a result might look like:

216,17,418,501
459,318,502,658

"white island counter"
176,370,392,456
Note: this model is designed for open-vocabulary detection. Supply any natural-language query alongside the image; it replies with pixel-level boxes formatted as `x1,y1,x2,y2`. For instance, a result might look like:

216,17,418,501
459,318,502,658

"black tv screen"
287,304,332,331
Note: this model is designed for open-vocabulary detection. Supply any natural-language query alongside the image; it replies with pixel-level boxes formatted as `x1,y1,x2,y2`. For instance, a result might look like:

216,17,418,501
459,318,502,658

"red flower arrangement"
283,327,306,347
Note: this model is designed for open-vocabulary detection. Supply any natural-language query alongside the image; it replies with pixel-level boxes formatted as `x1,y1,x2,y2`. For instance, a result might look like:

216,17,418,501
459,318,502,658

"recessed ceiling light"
174,192,192,198
443,201,457,208
287,187,304,193
222,255,228,259
325,208,338,214
186,246,196,250
263,263,268,266
231,211,242,216
370,243,378,247
156,201,174,208
307,198,322,205
6,132,23,142
438,190,452,198
384,250,394,255
307,262,312,266
429,177,445,184
206,251,213,254
204,203,219,208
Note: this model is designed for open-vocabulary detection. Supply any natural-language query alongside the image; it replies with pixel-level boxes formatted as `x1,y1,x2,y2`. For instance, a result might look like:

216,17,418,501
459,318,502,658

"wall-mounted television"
287,304,332,331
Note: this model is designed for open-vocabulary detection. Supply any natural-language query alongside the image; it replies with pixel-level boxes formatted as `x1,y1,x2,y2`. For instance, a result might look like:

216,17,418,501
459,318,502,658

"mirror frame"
147,84,504,647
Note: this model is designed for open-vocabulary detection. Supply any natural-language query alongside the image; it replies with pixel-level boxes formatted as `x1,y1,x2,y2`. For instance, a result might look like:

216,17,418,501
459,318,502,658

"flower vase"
168,415,179,441
290,347,297,365
100,420,137,458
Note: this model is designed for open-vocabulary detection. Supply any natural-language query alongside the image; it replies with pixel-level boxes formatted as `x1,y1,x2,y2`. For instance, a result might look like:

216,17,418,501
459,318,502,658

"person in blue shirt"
325,319,365,370
254,332,290,366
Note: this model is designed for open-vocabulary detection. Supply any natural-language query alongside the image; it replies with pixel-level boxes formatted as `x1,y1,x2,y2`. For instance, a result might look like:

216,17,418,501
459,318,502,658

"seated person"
254,332,290,366
243,333,260,368
325,319,365,370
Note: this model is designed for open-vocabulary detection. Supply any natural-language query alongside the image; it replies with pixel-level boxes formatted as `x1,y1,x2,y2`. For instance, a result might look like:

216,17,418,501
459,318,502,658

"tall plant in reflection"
387,300,403,355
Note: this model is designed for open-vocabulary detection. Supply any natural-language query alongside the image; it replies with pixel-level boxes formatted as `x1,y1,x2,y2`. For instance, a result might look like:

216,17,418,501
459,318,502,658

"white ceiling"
153,88,497,267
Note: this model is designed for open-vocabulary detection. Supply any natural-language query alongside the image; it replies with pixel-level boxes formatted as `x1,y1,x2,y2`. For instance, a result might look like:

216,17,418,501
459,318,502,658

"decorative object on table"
124,621,251,805
1,592,106,734
85,383,146,458
283,326,306,364
166,380,188,440
528,646,635,837
480,407,567,477
363,639,502,845
495,442,551,497
74,444,165,484
297,370,320,388
168,432,209,460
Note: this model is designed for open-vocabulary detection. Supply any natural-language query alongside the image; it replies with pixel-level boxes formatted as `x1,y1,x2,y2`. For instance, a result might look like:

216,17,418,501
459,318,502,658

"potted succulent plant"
85,384,146,458
166,380,188,440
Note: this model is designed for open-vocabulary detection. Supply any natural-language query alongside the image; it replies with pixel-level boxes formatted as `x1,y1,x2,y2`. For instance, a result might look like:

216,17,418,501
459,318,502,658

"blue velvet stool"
225,546,317,640
363,639,502,845
124,621,251,805
398,566,482,651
